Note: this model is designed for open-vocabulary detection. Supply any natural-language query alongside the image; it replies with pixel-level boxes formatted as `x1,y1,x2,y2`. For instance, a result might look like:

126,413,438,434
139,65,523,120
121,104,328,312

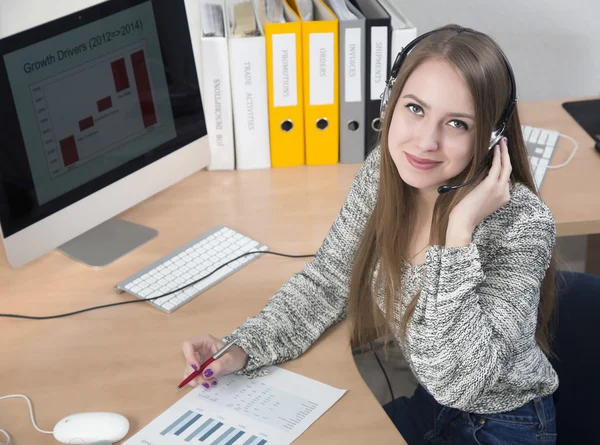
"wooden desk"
0,164,404,444
518,98,600,237
1,97,598,444
518,97,600,275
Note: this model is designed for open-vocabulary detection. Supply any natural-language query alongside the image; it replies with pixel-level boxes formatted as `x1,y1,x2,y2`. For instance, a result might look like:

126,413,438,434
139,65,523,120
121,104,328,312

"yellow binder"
263,2,306,167
290,0,339,165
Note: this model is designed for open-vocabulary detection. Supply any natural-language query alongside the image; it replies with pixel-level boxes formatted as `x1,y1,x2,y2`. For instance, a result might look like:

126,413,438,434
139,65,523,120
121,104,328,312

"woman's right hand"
181,333,249,388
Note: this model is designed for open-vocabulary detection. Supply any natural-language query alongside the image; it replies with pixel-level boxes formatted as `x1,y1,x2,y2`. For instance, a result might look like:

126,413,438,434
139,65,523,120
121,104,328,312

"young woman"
181,24,559,444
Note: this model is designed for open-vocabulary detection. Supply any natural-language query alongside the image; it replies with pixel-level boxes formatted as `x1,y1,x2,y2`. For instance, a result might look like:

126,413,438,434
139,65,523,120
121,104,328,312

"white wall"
399,0,600,101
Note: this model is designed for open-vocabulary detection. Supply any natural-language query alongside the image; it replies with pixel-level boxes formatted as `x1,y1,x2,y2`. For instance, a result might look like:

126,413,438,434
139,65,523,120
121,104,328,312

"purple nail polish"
211,380,218,386
191,364,198,371
202,382,210,389
204,368,213,378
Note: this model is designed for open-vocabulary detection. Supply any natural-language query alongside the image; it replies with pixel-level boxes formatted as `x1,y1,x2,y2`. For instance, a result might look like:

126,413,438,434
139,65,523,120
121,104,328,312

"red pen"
177,340,238,390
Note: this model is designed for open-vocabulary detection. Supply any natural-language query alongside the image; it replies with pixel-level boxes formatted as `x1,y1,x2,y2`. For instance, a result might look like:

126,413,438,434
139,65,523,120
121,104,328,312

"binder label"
272,33,298,107
370,26,388,101
345,28,362,103
309,32,334,106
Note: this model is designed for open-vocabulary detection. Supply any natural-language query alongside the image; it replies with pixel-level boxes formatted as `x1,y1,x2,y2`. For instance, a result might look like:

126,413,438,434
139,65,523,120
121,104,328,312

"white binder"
199,1,236,170
226,0,271,170
376,0,417,61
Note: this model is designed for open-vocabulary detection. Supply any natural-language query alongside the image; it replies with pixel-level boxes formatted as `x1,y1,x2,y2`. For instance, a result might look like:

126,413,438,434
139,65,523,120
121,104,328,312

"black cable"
3,247,400,422
0,250,315,320
372,343,396,420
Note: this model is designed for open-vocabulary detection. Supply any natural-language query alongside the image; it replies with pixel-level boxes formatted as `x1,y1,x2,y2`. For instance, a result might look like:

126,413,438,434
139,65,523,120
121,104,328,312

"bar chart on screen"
123,367,346,445
29,40,160,179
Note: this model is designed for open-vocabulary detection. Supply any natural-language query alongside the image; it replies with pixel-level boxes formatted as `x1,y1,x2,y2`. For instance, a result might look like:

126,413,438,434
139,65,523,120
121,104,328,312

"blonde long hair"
347,24,558,355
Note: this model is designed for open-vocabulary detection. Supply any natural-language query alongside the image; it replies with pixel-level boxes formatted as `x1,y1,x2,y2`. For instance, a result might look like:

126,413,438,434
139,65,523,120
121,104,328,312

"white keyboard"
115,226,268,313
521,125,559,191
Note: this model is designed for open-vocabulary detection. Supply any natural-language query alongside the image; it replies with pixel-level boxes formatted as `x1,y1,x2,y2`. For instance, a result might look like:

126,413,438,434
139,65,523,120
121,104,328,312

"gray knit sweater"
224,146,559,414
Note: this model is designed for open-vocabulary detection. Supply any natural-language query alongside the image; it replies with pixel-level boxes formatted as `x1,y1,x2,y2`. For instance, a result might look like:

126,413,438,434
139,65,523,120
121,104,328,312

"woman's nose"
415,123,440,152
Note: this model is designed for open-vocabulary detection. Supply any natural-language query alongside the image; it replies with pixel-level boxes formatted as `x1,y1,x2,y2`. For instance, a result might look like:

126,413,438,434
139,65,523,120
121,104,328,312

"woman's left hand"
447,137,512,242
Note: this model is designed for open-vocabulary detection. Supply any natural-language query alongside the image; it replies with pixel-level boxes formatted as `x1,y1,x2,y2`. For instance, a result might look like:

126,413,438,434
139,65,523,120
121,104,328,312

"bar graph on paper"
159,410,266,444
123,367,346,445
29,40,159,178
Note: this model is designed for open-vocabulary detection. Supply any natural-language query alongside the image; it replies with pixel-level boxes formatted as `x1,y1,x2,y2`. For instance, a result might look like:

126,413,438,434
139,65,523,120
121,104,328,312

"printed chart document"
123,366,346,445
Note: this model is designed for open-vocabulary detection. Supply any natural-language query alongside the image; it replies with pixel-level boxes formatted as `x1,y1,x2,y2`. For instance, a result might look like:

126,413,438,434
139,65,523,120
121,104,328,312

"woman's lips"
405,152,442,170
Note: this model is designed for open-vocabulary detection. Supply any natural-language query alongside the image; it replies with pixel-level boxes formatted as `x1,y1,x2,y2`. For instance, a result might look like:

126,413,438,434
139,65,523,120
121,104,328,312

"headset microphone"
378,27,517,195
437,156,490,194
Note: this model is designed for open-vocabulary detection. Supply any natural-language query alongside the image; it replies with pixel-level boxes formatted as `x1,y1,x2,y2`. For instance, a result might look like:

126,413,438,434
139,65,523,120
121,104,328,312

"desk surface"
518,98,600,236
1,97,599,445
0,157,404,444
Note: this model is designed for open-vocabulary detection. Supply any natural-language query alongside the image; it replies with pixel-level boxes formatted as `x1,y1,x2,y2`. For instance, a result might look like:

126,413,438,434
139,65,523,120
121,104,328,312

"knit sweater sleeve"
223,148,380,377
406,206,556,410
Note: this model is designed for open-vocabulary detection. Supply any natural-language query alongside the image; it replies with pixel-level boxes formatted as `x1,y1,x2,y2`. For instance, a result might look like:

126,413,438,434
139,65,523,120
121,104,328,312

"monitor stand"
57,218,158,267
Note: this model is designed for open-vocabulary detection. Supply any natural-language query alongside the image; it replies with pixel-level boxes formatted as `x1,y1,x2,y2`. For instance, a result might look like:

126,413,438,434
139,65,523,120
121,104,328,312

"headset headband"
379,28,517,142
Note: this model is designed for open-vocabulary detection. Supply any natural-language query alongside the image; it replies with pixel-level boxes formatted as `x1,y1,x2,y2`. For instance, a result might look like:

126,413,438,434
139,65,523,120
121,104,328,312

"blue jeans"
383,385,557,444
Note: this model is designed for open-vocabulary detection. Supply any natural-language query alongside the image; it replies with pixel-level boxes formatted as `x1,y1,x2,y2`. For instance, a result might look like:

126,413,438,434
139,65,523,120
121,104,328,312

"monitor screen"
0,0,207,238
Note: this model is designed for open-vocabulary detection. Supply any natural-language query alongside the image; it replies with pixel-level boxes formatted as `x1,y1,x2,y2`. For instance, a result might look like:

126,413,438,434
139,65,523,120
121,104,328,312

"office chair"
550,270,600,444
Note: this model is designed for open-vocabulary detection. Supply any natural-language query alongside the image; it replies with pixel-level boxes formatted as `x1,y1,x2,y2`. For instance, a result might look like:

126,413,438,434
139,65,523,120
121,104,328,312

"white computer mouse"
53,412,129,444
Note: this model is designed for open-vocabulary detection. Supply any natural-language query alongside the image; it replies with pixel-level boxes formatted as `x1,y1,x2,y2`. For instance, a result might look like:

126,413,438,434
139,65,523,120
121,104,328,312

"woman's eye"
449,120,468,130
406,103,423,115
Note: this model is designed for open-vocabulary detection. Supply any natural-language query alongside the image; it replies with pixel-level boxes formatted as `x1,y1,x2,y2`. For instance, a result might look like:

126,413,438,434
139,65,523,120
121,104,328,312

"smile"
405,153,442,170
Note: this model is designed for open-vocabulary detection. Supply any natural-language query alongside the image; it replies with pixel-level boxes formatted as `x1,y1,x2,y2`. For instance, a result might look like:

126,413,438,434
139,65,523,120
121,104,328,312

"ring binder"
327,0,366,163
199,0,236,170
290,0,340,165
262,0,307,167
349,0,390,157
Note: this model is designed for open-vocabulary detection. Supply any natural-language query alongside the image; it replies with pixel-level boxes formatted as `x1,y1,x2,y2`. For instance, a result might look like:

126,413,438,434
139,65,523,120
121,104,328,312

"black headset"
379,28,518,194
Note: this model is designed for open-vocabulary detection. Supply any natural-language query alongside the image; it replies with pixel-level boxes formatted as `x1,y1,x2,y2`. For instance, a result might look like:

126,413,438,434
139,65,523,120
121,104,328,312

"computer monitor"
0,0,211,268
